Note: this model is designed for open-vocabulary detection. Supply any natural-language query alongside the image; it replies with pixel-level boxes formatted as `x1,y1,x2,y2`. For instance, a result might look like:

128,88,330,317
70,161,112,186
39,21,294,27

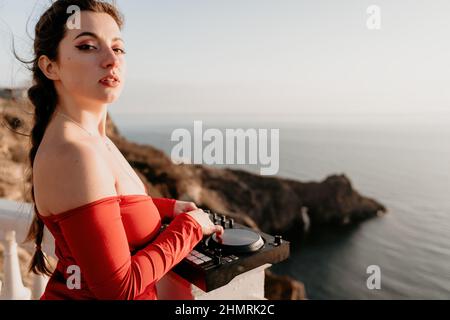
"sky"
0,0,449,123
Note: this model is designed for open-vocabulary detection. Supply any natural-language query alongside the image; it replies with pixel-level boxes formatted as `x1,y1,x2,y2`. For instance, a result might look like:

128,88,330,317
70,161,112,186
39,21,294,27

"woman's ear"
37,55,60,81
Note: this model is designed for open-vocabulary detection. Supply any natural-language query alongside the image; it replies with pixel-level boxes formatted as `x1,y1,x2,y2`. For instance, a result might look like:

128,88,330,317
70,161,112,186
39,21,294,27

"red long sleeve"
50,197,202,300
151,197,176,220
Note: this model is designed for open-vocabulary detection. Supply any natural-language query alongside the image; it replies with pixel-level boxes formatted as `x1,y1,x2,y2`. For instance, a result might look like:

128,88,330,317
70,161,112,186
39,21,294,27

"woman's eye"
113,48,126,54
75,44,96,51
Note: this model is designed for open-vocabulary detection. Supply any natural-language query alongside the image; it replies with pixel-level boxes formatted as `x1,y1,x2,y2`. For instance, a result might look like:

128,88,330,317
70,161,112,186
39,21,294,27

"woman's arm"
151,197,176,220
152,198,199,221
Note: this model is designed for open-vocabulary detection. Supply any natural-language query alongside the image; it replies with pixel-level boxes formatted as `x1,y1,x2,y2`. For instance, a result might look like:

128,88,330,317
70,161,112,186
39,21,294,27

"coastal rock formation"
199,168,387,237
111,133,387,240
0,99,386,300
265,270,307,300
0,100,32,202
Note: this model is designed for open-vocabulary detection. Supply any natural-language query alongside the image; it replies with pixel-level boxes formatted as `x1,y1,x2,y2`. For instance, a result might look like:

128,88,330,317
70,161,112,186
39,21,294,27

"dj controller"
170,209,290,292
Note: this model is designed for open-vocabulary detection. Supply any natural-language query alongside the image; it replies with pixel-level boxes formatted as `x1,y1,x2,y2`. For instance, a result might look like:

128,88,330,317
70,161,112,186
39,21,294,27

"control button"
274,235,283,245
228,218,234,228
201,256,212,262
192,258,204,265
229,255,239,260
224,257,233,263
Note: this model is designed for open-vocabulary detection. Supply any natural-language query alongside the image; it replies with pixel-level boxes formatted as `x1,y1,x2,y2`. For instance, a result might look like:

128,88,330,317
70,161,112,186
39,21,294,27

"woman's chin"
96,89,122,104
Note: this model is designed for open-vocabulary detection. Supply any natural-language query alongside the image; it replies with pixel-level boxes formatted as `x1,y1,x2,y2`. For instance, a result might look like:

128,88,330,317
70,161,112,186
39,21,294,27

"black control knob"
213,213,221,225
221,219,227,228
228,218,234,228
214,248,222,265
274,235,282,245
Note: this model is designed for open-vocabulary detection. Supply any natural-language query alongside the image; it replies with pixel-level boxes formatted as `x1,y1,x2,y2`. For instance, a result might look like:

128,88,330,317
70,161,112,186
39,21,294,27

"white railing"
0,198,53,300
0,198,269,300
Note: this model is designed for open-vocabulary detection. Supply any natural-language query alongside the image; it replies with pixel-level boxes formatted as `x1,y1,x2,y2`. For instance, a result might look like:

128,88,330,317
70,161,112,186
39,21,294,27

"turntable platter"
208,228,265,253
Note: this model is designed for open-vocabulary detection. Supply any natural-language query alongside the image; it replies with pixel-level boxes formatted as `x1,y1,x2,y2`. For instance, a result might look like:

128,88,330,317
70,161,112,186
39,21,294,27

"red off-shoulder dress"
36,193,203,300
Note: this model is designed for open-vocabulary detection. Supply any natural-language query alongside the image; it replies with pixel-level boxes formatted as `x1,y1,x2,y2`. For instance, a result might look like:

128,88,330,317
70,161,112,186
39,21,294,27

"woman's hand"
186,209,224,237
173,200,198,217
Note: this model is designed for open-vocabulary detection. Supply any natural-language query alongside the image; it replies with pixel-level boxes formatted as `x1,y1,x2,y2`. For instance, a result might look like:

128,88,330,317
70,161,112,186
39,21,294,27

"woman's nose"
101,47,120,69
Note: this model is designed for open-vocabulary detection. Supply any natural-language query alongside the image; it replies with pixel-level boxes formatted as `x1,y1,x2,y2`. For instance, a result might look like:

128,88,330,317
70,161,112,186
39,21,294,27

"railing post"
0,230,31,300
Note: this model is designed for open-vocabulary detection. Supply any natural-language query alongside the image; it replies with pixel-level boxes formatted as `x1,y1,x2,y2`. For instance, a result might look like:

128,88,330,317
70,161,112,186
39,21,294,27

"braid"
25,71,57,276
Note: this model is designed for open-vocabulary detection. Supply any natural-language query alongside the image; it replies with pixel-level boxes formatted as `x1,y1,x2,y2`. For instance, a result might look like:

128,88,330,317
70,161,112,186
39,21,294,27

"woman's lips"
99,75,120,88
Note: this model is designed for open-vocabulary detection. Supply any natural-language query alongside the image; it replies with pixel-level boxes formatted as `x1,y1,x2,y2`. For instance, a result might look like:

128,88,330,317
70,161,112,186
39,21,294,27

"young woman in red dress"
23,0,223,300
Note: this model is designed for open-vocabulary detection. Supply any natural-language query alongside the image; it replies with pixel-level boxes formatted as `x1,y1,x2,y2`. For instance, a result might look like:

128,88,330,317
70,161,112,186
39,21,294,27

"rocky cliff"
0,99,388,300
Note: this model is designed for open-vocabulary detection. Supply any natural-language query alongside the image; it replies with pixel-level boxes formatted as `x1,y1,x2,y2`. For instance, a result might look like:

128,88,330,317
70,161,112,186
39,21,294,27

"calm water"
112,113,450,299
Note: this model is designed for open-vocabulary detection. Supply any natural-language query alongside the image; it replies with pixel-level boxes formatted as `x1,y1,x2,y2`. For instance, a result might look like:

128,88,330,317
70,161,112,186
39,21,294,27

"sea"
111,112,450,299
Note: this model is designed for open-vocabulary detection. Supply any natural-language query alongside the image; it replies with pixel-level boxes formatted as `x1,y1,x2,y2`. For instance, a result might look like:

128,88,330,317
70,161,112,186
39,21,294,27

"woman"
24,0,223,300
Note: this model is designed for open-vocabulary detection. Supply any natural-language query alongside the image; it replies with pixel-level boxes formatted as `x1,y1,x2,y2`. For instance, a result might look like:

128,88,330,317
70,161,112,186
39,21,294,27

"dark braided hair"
17,0,124,276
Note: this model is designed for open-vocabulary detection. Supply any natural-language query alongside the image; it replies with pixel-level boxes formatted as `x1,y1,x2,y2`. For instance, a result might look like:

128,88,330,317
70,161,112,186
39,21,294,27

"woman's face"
54,11,126,105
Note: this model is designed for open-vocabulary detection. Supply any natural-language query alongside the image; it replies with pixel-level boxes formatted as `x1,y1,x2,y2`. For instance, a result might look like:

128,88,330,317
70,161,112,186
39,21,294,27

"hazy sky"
0,0,449,122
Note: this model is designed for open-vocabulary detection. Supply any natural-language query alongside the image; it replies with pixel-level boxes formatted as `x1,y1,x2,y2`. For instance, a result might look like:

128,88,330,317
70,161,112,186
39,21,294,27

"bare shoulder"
34,140,117,216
